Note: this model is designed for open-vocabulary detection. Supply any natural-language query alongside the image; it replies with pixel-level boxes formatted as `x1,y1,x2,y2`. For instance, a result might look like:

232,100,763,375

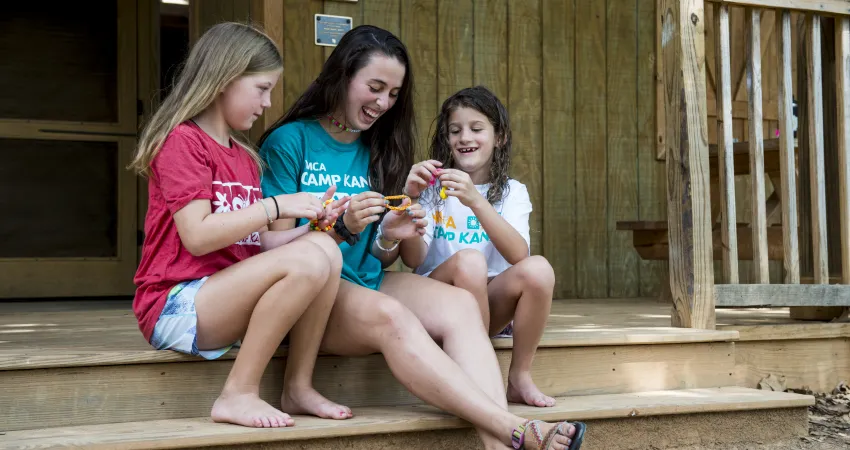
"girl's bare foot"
211,391,294,428
517,420,580,450
507,371,556,407
281,386,353,420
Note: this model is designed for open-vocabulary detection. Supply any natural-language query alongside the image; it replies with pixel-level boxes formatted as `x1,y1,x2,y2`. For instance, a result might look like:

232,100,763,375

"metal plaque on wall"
315,14,352,47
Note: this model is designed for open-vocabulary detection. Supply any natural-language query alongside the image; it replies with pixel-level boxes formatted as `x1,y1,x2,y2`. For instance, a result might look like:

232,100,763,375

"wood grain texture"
399,0,437,160
542,0,577,298
473,0,508,101
0,342,738,431
576,0,608,297
249,0,284,141
837,17,850,284
716,283,850,306
656,0,667,160
808,14,830,284
508,0,544,256
715,3,741,284
283,0,324,111
638,0,668,297
437,0,473,102
706,0,850,16
746,8,771,283
361,0,400,37
660,0,716,328
2,388,813,449
607,0,640,297
735,338,850,393
777,9,801,284
819,17,844,280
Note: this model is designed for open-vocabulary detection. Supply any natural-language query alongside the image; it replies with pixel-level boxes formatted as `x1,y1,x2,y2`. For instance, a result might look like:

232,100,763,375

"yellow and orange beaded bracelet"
311,195,415,233
384,194,412,211
309,199,335,232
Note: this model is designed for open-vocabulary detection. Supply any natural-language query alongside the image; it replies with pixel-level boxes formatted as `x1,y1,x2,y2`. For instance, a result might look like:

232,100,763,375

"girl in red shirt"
129,22,351,429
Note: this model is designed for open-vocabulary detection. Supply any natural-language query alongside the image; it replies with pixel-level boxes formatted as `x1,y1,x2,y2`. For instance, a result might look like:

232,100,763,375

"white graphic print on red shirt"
212,181,261,246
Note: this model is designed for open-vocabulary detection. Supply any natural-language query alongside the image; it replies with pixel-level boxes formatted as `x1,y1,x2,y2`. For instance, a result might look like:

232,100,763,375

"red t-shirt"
133,121,263,342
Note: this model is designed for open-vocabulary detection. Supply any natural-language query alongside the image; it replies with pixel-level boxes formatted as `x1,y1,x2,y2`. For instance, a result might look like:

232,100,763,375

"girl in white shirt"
400,86,556,409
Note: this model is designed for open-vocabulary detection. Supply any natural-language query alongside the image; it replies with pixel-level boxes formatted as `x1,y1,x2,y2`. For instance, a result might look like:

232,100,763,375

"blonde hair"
130,22,282,177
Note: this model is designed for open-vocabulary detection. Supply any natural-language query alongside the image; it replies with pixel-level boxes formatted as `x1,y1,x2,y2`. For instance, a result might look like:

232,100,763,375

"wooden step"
0,332,739,433
1,387,814,450
0,301,740,432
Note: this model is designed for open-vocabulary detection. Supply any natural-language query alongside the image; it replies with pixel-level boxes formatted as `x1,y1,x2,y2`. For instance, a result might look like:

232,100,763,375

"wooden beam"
716,283,850,306
660,0,716,329
777,9,801,283
747,8,771,283
249,0,285,141
734,12,775,103
657,0,667,161
715,3,740,283
707,0,850,17
837,17,850,284
808,14,830,284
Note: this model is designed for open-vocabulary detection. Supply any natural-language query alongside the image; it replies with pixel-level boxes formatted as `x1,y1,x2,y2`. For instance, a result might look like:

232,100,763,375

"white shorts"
150,277,238,360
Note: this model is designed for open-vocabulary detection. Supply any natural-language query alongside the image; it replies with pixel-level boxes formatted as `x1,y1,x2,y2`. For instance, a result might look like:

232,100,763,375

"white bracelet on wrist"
375,222,400,253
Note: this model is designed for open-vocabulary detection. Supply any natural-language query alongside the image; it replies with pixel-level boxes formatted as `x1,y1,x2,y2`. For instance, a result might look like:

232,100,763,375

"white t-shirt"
414,179,532,277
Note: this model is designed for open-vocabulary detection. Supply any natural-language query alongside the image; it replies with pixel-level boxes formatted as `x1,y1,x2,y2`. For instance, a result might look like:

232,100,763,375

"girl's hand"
315,186,350,230
342,191,387,234
439,169,487,209
272,192,325,220
404,160,443,199
380,199,428,241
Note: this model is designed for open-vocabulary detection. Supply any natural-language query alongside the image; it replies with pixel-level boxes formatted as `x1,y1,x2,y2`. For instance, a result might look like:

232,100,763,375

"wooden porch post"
660,0,716,329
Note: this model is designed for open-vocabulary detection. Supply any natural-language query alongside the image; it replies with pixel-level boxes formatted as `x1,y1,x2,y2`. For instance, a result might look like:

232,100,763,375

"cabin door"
0,1,139,297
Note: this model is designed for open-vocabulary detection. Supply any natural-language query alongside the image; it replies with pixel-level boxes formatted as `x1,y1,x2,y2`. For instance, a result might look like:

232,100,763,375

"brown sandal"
511,419,586,449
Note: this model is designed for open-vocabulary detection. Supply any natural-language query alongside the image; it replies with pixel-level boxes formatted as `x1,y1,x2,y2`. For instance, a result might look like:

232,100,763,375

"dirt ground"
786,383,850,450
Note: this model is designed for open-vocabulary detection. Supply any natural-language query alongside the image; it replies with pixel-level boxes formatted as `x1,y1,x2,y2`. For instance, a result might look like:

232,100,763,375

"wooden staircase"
0,300,815,449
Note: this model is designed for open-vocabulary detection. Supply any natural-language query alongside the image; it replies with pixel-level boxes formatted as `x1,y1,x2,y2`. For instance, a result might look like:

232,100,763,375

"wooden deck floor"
1,298,847,370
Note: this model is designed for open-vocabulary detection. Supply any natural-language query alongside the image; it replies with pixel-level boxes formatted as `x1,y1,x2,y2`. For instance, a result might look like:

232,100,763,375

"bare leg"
280,232,352,420
320,281,577,449
383,268,506,449
427,248,492,326
488,256,556,408
192,239,336,428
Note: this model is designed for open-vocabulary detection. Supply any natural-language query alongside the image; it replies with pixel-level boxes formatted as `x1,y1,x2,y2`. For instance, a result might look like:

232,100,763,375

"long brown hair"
258,25,415,196
430,86,512,205
130,22,282,177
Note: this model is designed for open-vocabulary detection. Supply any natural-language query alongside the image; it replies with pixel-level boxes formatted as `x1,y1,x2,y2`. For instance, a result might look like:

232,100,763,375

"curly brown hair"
429,85,512,206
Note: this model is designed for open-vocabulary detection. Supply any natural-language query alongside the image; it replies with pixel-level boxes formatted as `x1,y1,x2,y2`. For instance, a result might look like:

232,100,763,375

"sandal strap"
540,423,561,449
526,420,548,448
541,421,576,450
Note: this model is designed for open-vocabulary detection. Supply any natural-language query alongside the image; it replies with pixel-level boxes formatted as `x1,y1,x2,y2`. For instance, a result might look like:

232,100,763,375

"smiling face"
219,70,281,131
340,53,406,131
448,107,500,184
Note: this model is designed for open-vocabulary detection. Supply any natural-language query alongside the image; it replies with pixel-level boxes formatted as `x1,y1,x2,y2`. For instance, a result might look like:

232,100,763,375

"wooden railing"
660,0,850,328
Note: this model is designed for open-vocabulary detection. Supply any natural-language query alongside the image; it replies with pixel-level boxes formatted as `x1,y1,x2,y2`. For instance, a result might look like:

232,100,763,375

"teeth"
363,107,379,118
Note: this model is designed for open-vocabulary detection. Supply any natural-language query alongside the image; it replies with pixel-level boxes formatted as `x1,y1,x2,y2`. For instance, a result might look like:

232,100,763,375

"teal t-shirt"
260,119,384,290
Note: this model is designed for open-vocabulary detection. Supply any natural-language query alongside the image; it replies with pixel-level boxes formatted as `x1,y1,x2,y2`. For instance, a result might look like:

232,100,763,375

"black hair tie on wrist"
270,196,280,220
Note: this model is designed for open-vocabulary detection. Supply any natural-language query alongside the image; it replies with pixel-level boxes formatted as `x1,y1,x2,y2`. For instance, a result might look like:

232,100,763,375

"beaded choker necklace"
327,114,361,133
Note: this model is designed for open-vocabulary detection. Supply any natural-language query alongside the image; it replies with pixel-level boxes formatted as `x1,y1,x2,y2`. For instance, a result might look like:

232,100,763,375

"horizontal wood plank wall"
192,0,666,298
